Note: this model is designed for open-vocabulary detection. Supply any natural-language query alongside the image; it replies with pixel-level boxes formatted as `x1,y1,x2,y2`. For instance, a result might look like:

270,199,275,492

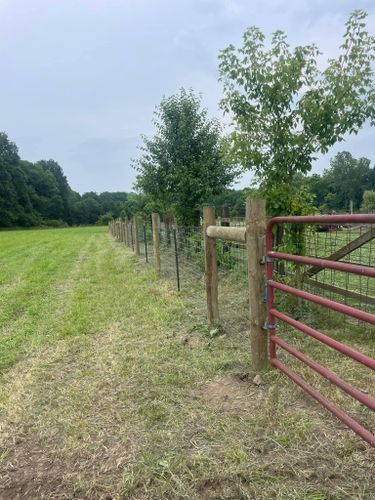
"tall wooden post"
246,199,268,370
121,221,125,244
133,216,140,256
203,206,219,324
152,213,161,273
119,219,124,242
124,217,129,246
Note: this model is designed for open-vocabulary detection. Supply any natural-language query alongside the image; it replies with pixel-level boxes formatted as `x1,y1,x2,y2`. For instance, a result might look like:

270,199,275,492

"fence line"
108,202,375,448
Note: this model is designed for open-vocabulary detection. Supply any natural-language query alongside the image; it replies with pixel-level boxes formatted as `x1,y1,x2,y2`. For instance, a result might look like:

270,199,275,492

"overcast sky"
1,0,374,194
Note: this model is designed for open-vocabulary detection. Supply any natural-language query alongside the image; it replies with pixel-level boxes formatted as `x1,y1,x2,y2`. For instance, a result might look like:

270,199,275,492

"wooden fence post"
122,220,126,244
246,199,268,371
152,213,161,273
119,218,124,242
133,216,140,256
124,217,129,246
203,206,219,324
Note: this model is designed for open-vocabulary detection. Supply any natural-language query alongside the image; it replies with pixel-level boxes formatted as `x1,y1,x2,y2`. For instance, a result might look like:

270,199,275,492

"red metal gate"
265,214,375,447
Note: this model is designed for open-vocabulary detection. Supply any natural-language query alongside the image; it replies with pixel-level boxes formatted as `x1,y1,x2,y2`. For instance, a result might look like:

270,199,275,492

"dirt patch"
0,432,138,500
0,325,142,499
1,438,66,499
193,373,266,411
197,476,249,500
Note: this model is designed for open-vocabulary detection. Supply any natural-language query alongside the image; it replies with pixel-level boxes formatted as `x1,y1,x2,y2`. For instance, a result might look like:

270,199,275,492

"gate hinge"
260,256,273,265
263,322,277,330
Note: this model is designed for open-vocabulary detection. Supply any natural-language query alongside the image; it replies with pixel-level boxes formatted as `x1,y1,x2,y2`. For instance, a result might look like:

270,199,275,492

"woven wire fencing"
118,219,249,335
116,217,374,341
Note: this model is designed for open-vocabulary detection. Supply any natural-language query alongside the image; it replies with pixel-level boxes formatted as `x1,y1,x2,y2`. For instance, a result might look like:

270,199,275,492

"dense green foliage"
134,88,237,225
0,132,143,227
303,151,375,213
219,10,375,215
361,190,375,212
207,188,259,217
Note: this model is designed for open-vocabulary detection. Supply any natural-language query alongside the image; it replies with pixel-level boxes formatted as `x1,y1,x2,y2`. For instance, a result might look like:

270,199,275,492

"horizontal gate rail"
270,308,375,370
265,214,375,448
272,358,375,447
269,280,375,325
273,335,375,411
269,251,375,278
304,278,375,307
305,225,375,277
269,214,375,225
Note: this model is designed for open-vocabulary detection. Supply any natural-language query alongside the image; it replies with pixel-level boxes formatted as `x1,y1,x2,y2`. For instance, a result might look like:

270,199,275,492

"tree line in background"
0,132,135,228
1,10,375,229
1,124,375,229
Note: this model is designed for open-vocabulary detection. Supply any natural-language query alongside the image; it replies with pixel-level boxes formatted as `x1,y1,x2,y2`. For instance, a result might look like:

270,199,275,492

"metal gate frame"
265,214,375,447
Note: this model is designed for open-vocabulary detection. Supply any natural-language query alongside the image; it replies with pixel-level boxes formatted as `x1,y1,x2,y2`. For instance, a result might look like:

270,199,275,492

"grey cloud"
1,0,373,194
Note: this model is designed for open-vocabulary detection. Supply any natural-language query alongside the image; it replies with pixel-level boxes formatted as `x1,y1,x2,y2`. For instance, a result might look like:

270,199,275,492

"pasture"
0,227,374,498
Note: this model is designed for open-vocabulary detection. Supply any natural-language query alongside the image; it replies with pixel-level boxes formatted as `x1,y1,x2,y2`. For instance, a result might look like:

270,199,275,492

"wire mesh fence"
109,214,375,446
111,218,250,335
111,217,375,340
272,222,375,339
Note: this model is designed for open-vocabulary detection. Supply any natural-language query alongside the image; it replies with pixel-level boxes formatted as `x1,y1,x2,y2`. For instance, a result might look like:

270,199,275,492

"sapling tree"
134,88,237,225
219,10,375,217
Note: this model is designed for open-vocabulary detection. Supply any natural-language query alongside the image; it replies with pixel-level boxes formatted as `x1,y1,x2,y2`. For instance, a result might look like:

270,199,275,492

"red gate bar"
272,358,375,448
269,214,375,225
273,335,375,411
270,308,375,371
269,280,375,326
265,214,375,447
268,251,375,278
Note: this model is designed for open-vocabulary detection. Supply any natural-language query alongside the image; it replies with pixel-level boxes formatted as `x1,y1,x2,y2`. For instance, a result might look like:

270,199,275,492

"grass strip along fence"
109,200,375,448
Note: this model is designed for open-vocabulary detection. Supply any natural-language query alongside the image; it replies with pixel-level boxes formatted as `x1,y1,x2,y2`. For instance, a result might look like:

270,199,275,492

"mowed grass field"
0,227,374,499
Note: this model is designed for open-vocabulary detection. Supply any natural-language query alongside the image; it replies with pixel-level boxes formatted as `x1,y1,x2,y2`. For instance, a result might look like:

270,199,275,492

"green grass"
0,227,374,499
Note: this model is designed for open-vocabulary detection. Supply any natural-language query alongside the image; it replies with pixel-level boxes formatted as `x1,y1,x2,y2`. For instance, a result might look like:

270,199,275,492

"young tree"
134,88,237,225
219,10,375,215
